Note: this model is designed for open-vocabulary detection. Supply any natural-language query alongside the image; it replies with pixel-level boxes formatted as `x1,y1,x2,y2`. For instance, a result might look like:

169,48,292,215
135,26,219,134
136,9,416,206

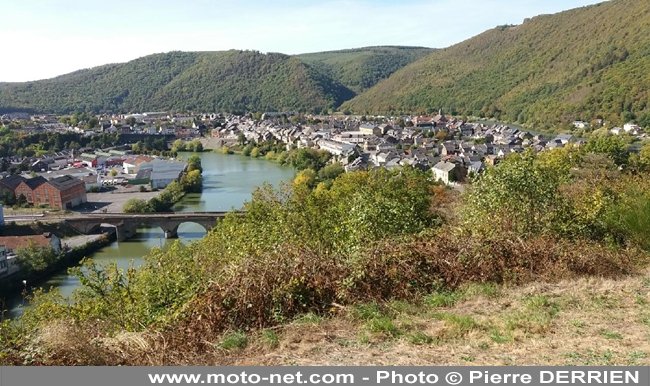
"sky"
1,0,605,82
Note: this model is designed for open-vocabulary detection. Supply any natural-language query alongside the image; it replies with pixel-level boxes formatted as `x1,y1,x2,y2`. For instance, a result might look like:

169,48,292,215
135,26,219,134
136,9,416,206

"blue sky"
1,0,605,82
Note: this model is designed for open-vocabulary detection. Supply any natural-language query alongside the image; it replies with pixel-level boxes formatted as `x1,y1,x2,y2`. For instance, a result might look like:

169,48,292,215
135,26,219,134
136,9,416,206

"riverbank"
0,232,115,302
6,151,295,311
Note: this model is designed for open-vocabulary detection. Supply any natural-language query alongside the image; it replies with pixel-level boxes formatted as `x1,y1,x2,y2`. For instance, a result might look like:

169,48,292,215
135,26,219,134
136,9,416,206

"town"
0,107,646,311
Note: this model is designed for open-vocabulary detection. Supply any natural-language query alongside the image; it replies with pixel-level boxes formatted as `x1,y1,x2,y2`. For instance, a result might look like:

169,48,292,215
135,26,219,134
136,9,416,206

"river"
7,151,295,318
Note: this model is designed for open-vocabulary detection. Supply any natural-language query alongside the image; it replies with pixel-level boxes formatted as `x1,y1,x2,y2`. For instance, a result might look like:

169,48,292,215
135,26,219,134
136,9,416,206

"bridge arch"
64,212,227,242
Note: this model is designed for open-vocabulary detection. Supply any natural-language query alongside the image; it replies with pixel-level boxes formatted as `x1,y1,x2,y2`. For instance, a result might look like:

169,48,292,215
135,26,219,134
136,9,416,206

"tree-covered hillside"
295,46,434,94
0,51,353,114
343,0,650,131
0,47,431,115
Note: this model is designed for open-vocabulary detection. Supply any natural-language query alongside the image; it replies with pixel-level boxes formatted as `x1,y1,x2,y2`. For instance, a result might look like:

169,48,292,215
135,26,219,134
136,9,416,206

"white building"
318,139,354,156
572,121,589,129
432,161,457,185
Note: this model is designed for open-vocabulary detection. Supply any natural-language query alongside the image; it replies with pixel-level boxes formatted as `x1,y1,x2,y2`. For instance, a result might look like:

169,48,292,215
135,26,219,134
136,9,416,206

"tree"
0,189,16,206
86,117,99,129
180,169,203,193
584,135,628,166
171,139,185,153
126,117,137,126
16,241,57,275
132,141,143,153
110,169,118,177
16,193,27,206
187,155,202,173
242,143,254,157
237,132,246,145
293,169,316,189
191,139,203,152
123,198,151,213
318,163,345,182
462,149,567,236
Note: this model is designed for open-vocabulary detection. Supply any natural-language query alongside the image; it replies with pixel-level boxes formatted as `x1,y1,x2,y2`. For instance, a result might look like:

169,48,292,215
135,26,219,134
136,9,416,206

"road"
63,234,106,249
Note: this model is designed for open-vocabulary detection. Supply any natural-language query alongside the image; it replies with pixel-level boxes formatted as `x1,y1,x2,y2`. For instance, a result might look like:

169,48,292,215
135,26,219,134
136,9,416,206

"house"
0,245,20,278
77,172,101,192
123,155,155,174
573,121,589,129
555,134,576,144
40,175,88,209
359,124,382,136
432,161,457,185
623,123,643,135
30,160,49,172
468,161,485,175
318,140,354,156
414,116,435,128
610,127,623,135
0,233,62,256
484,155,500,167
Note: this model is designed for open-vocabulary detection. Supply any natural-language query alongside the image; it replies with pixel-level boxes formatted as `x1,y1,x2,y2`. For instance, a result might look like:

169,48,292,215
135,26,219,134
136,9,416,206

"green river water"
8,151,295,318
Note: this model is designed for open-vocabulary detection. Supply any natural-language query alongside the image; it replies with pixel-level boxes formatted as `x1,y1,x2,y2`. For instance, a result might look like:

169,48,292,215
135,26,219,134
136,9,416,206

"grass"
15,264,650,366
407,332,436,345
598,329,623,340
489,330,514,343
207,271,650,365
261,329,279,348
219,331,248,350
424,283,500,308
294,313,324,325
365,317,401,337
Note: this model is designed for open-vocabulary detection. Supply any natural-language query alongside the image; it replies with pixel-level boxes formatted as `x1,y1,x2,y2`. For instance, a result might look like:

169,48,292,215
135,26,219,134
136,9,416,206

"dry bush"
164,229,645,352
11,229,645,365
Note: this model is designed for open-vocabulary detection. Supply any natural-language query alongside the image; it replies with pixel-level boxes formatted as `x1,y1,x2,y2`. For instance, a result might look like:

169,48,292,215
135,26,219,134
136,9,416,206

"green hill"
0,47,431,115
343,0,650,131
0,51,351,114
295,46,434,94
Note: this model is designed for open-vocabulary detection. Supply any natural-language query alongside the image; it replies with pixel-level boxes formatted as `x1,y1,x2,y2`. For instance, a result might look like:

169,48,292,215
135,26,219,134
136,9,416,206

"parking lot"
79,185,162,213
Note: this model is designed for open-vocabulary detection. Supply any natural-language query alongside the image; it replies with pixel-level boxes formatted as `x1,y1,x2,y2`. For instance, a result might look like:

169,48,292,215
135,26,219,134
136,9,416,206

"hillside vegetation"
0,51,347,114
0,47,431,115
343,0,650,131
296,46,434,94
3,138,650,365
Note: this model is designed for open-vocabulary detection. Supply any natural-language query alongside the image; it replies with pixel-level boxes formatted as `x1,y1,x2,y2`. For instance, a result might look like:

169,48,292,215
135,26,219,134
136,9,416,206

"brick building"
15,176,47,204
37,175,87,209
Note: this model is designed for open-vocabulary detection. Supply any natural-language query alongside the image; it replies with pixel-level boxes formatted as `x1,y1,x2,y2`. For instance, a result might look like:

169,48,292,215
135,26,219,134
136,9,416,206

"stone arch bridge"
65,212,231,242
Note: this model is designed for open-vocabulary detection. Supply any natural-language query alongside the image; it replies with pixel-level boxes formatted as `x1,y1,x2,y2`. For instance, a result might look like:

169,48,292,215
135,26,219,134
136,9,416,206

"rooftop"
47,175,85,191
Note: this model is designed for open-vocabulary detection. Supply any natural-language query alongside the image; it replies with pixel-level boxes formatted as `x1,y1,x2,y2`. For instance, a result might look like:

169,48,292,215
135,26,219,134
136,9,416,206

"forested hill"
0,47,431,115
295,46,434,94
0,51,349,114
342,0,650,131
